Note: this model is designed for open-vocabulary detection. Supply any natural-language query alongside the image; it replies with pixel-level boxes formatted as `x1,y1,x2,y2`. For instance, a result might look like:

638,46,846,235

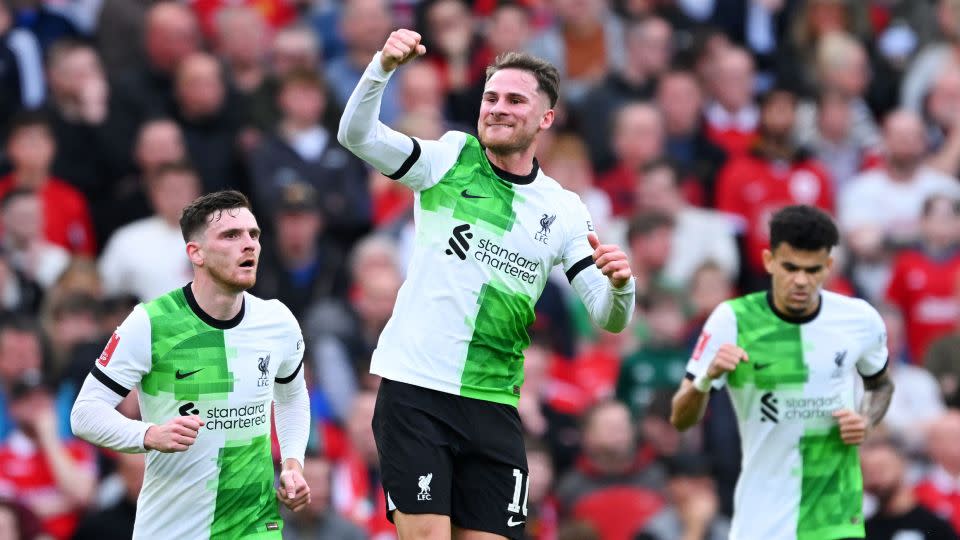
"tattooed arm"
860,369,894,428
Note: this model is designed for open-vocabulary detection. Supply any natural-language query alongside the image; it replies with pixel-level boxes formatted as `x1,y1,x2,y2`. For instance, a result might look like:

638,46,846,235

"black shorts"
371,378,529,539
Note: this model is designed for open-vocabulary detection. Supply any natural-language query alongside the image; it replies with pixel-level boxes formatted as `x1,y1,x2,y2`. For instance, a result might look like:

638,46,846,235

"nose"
794,271,809,287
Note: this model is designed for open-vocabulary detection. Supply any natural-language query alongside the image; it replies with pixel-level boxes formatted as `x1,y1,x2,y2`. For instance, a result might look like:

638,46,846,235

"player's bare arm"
671,344,748,431
379,29,426,72
588,233,632,289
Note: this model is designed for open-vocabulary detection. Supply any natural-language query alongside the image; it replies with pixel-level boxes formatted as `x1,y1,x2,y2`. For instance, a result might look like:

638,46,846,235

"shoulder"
245,293,300,330
822,291,883,328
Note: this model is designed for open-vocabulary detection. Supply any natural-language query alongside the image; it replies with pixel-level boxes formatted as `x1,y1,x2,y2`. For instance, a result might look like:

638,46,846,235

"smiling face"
478,68,554,155
188,207,261,293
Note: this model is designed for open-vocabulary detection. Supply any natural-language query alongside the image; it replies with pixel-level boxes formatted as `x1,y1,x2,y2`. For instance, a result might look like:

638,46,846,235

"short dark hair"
627,211,675,242
179,190,252,242
769,205,839,252
147,161,198,187
279,68,327,94
485,52,560,108
6,110,52,140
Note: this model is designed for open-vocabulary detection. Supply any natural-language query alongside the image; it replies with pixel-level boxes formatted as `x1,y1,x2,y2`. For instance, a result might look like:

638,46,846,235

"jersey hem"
370,366,519,407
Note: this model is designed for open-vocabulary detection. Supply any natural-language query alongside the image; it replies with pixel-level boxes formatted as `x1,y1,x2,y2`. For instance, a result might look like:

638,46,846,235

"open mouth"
239,260,255,268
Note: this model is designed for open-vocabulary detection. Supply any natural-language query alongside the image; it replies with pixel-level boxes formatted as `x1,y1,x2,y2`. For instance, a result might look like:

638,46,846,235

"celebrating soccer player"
337,29,636,540
671,205,895,540
70,191,311,538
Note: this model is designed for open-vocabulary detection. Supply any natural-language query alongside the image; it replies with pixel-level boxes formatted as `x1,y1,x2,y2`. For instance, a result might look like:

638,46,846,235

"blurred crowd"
3,0,960,539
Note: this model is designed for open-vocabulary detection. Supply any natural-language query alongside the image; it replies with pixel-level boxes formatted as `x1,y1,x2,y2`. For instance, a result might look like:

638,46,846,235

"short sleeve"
857,302,889,379
91,305,152,397
685,302,738,389
389,131,469,192
274,306,305,384
560,196,598,284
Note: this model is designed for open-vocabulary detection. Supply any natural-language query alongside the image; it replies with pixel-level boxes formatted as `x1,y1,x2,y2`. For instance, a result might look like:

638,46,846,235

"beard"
207,262,256,292
478,124,538,155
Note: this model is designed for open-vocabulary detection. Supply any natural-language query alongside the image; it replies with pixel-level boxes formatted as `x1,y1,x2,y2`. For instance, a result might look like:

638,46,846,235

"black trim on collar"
487,156,539,185
765,290,821,324
183,283,245,330
91,367,130,397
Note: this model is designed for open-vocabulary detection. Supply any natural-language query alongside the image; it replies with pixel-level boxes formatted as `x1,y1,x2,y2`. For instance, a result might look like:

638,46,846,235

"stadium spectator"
0,188,69,290
97,162,197,303
885,195,960,363
901,0,960,112
414,0,486,94
715,85,834,288
626,211,676,296
283,456,367,540
252,182,349,320
576,16,673,172
70,451,143,540
0,111,95,256
635,453,730,540
702,47,759,156
212,6,270,141
0,1,44,138
248,69,371,250
915,409,960,534
862,434,959,540
0,372,95,540
595,102,664,217
655,69,726,207
924,271,960,407
542,134,614,239
636,158,738,287
525,437,560,540
806,89,881,193
925,68,960,179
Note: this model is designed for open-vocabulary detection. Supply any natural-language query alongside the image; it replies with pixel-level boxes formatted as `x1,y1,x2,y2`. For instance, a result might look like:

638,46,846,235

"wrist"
282,457,304,471
693,372,714,393
143,425,156,450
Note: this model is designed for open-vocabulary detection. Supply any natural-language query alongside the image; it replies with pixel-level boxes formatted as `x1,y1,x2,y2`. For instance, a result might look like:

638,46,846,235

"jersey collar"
765,290,821,325
487,155,539,185
182,283,245,330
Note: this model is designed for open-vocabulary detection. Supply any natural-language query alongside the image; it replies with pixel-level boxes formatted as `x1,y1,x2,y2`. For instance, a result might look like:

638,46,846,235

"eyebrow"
483,90,530,101
219,227,261,237
781,262,822,272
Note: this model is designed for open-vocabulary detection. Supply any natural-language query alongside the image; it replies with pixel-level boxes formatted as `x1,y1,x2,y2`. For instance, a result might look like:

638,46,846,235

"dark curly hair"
769,205,838,252
179,190,251,242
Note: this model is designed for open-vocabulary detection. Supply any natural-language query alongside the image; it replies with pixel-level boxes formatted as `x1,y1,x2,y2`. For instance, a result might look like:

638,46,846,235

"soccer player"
671,205,895,540
70,191,311,539
338,29,636,540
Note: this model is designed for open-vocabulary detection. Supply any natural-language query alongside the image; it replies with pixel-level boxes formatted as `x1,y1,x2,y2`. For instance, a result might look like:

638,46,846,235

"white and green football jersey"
91,285,304,539
370,131,598,406
686,290,888,540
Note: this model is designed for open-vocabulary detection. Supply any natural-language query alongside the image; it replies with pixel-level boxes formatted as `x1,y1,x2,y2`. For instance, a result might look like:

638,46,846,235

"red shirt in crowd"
0,175,96,256
189,0,297,39
915,469,960,535
0,432,97,540
885,249,960,363
716,152,834,274
704,123,758,157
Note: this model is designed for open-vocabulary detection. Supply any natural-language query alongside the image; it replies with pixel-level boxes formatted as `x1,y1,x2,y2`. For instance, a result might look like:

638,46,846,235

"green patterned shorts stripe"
209,435,282,539
797,427,865,540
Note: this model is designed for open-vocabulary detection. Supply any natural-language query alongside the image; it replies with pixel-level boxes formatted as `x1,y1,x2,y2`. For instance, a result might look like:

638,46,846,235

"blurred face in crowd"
760,91,797,140
638,164,682,216
399,62,444,115
8,125,55,177
817,92,852,143
300,459,333,517
583,401,636,475
927,69,960,129
341,0,393,55
0,328,42,382
551,0,605,26
347,392,379,464
427,0,474,57
667,472,715,507
188,208,262,292
2,193,41,246
545,136,593,194
478,69,554,156
48,46,105,101
176,54,226,119
690,265,734,317
806,0,848,39
822,41,869,98
276,209,322,262
613,103,663,167
921,196,960,250
627,17,672,78
279,81,326,127
216,7,266,66
136,120,186,174
861,443,905,509
646,297,686,345
271,29,319,77
629,221,674,272
709,48,755,112
355,267,401,331
929,411,960,474
145,2,200,73
9,387,52,439
149,171,201,226
763,243,832,316
657,72,703,136
883,111,927,173
486,5,531,56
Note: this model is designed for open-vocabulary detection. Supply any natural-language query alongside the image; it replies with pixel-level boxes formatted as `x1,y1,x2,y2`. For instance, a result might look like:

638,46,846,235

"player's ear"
762,248,774,274
186,240,203,267
540,108,554,130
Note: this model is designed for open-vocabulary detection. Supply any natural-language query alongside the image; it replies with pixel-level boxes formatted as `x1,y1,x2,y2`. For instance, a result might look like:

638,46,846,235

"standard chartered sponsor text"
782,395,843,420
475,239,540,283
205,402,268,430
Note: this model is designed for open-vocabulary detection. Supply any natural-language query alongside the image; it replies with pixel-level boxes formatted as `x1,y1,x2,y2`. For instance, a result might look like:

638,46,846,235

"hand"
144,415,202,452
276,460,311,512
706,344,748,379
380,29,427,72
833,409,868,445
588,234,633,289
678,487,718,528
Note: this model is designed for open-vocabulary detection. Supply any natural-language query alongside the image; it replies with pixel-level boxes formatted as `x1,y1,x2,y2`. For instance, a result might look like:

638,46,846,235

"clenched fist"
707,344,749,379
144,415,203,453
588,234,633,289
380,29,427,72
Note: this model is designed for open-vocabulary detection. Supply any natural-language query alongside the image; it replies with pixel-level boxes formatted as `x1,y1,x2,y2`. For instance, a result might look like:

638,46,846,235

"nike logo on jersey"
754,362,772,371
460,189,489,199
507,517,525,527
175,368,204,379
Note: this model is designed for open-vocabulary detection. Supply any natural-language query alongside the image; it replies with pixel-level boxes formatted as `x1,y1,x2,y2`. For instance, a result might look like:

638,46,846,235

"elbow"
69,403,90,443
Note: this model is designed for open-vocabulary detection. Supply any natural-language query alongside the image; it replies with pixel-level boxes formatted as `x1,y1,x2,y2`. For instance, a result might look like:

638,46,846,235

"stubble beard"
207,263,256,293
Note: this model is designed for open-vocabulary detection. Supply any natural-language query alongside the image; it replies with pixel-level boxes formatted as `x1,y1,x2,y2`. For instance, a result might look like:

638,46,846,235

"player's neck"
190,278,244,321
768,291,821,322
485,147,537,177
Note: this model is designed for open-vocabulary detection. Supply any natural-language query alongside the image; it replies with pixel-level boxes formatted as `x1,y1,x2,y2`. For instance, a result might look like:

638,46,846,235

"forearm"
859,372,894,428
70,375,151,453
336,51,416,174
671,379,711,431
572,269,635,332
38,436,96,505
273,374,310,467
